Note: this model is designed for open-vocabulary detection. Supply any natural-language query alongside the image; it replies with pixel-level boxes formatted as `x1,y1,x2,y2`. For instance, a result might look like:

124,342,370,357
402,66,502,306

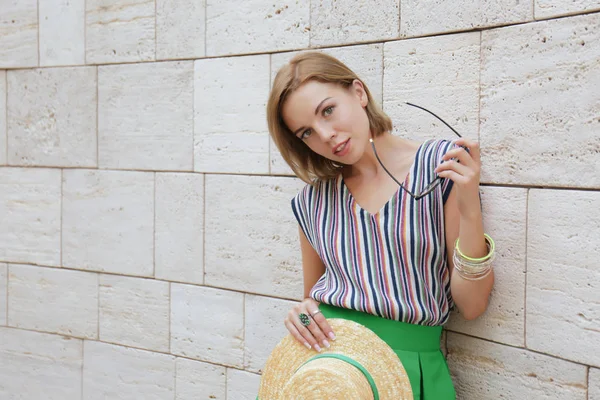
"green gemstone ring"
299,313,311,327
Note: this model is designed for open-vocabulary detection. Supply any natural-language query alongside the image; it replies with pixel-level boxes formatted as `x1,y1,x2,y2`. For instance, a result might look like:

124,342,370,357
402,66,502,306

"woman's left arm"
434,138,494,320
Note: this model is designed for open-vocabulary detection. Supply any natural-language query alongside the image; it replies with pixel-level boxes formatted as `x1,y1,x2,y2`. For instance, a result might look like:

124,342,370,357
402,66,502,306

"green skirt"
320,304,456,400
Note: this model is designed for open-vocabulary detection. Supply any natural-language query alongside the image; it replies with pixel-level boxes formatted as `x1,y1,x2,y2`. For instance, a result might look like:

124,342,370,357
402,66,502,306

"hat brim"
258,318,413,399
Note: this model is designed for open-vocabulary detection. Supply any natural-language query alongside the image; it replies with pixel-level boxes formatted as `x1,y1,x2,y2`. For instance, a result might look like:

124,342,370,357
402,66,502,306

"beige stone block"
311,0,399,46
535,0,600,19
0,264,6,326
0,168,61,266
227,369,261,400
591,368,600,400
86,0,155,64
171,284,244,367
0,71,6,165
194,55,270,174
383,32,479,143
0,328,82,399
8,264,98,339
176,357,226,400
244,294,297,373
62,170,154,277
99,275,169,352
526,189,600,367
446,187,527,346
480,14,600,187
83,341,175,400
39,0,85,66
0,0,38,68
8,67,97,167
98,61,194,171
270,44,384,176
205,175,305,299
155,173,204,284
157,0,206,60
401,0,532,37
447,333,587,399
206,0,309,56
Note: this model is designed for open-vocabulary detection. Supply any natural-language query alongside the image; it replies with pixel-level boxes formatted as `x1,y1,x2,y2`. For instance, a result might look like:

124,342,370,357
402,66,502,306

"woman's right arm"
283,226,335,352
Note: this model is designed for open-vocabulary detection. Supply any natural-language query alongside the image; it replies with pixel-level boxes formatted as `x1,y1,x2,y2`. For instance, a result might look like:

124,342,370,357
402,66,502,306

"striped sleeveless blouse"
291,139,457,326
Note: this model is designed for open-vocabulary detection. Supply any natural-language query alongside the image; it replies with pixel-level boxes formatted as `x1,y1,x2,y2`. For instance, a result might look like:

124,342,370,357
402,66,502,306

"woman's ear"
351,79,369,107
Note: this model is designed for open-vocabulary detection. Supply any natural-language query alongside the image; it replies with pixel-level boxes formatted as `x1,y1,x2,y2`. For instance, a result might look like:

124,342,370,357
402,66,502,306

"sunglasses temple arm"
405,102,462,138
370,139,418,198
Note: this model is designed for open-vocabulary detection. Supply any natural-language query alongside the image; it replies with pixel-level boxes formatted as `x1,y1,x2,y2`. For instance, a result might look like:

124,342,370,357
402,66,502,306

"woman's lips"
333,139,351,157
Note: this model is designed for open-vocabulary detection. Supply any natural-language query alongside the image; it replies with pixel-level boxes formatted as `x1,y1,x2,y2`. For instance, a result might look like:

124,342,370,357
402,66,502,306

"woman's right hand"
284,298,336,352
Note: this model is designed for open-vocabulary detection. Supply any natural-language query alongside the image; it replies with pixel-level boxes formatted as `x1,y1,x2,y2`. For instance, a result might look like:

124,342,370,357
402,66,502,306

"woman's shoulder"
292,176,339,205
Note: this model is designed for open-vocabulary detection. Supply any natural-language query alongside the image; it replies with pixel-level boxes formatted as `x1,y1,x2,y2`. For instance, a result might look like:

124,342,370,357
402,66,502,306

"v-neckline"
340,140,429,217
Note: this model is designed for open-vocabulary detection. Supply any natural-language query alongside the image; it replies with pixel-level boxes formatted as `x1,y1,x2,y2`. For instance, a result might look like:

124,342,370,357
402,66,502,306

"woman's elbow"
460,300,490,321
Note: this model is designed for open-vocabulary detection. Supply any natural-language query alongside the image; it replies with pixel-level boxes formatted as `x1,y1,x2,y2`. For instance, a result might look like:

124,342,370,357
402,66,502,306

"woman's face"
281,80,371,165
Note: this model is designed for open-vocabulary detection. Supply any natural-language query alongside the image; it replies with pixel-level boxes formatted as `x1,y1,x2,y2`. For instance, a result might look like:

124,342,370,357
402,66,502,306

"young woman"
266,52,495,399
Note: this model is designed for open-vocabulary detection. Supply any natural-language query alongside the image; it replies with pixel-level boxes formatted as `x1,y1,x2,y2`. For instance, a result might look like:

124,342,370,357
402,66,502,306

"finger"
284,319,312,350
453,138,481,164
290,310,324,352
308,308,336,341
435,159,470,177
436,169,468,185
300,308,330,350
441,146,475,168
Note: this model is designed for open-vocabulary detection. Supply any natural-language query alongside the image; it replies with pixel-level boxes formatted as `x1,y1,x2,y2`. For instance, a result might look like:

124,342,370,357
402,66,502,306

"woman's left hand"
434,138,481,218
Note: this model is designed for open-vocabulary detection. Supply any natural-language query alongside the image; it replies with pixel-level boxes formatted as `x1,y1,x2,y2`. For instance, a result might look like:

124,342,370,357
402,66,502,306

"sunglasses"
370,102,463,200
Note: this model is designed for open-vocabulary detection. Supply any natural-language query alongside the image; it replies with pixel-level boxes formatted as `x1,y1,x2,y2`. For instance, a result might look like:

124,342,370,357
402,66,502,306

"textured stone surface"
194,55,270,174
0,0,38,68
8,264,98,339
446,187,527,346
8,67,97,167
270,44,384,175
383,32,480,143
99,275,169,352
206,0,309,56
157,0,206,60
39,0,85,66
0,264,6,326
62,170,154,276
227,369,261,400
311,0,399,46
447,333,587,399
400,0,532,37
535,0,600,19
244,294,297,373
591,368,600,400
526,189,600,367
171,284,244,367
155,173,204,284
175,357,226,400
0,168,61,266
86,0,155,64
99,62,194,171
480,14,600,188
83,341,175,400
0,328,82,399
205,175,305,298
0,71,5,165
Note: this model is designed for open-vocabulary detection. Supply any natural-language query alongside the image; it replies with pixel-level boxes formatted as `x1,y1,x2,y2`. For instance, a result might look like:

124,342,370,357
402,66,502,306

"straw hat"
258,318,413,399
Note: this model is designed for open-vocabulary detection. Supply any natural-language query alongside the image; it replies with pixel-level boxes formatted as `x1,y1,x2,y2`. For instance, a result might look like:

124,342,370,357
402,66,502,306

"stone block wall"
0,1,599,399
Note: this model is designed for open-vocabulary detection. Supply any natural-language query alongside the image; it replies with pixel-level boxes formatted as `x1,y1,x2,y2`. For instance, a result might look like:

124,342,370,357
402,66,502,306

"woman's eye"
323,106,334,116
300,129,312,140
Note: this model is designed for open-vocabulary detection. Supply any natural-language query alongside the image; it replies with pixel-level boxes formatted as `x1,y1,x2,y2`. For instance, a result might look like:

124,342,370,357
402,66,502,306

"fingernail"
314,344,322,352
304,342,311,350
329,332,336,340
323,340,330,349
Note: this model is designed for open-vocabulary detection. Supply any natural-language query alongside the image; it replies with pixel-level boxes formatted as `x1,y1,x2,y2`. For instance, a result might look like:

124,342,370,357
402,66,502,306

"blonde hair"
267,52,392,184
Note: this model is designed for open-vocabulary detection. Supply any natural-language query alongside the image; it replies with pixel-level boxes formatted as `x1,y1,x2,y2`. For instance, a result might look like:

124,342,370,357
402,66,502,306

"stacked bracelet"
453,233,495,281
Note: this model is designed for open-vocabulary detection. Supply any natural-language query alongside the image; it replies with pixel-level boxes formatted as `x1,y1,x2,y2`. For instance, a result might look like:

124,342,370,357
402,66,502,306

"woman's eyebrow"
292,97,332,136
